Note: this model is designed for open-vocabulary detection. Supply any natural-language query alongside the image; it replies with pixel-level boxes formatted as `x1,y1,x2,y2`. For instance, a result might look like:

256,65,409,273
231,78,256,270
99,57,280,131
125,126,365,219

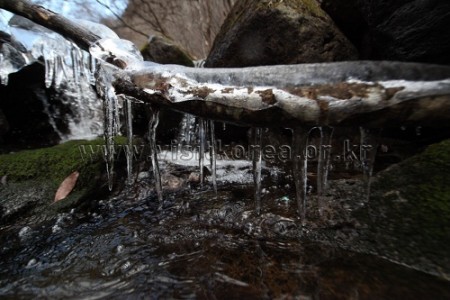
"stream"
1,180,450,299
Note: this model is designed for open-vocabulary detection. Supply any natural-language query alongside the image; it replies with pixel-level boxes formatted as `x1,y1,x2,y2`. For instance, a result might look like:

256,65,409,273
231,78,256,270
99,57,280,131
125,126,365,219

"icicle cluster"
0,15,104,140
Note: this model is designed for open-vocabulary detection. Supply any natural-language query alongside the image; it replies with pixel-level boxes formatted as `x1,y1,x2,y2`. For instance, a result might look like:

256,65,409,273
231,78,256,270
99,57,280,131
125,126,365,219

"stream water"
1,183,450,299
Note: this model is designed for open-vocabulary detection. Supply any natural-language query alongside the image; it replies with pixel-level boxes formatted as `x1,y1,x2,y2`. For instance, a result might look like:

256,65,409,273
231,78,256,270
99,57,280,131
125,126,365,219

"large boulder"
320,0,450,64
141,35,195,67
307,138,450,277
205,0,358,68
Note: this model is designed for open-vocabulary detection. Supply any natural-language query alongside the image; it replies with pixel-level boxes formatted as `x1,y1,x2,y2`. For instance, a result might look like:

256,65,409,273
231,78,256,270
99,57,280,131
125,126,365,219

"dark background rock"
319,0,450,64
141,35,195,67
205,0,358,68
0,63,68,151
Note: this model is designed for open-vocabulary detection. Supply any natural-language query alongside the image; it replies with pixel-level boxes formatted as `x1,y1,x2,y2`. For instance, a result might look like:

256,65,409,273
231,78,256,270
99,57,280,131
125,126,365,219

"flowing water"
1,184,449,299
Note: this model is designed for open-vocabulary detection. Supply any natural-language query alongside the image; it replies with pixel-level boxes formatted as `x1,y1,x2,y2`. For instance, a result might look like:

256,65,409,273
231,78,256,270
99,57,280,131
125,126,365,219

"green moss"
0,139,103,186
370,139,450,248
0,137,129,217
256,0,327,18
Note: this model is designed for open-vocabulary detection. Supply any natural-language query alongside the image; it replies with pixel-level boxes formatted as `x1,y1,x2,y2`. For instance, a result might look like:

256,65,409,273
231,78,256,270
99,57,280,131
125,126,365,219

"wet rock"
364,138,450,275
0,63,69,150
205,0,358,67
0,139,108,225
0,108,9,138
307,139,450,278
161,173,185,191
141,35,195,67
320,0,450,64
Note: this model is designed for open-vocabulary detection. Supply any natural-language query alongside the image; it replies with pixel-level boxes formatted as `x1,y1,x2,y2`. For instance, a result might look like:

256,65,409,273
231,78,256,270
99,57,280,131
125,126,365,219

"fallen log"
2,0,450,128
121,61,450,127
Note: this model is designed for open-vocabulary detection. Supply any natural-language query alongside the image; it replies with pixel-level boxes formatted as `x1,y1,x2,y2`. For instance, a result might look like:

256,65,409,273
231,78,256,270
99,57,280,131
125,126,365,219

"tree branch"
0,0,99,50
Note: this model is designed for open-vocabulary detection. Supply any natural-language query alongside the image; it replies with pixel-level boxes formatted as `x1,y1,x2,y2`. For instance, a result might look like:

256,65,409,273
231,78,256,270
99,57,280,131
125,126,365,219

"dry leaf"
54,171,79,202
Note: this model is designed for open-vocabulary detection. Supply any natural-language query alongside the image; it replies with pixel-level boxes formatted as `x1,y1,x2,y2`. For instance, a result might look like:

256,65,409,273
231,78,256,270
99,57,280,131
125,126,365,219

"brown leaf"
54,171,80,202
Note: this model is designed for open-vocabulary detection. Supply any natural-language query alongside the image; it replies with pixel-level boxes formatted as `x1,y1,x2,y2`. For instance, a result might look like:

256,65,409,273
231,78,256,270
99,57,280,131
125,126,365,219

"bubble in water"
52,224,61,233
116,244,125,254
18,226,31,238
26,258,37,267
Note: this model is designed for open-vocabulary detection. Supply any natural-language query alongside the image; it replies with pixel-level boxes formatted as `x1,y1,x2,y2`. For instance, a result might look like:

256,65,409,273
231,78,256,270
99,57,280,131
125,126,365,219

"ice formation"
0,15,103,140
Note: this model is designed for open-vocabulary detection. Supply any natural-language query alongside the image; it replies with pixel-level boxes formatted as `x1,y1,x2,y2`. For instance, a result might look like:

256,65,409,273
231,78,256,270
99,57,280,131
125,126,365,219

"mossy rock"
354,139,450,276
0,139,120,224
141,35,195,67
205,0,357,67
370,139,450,243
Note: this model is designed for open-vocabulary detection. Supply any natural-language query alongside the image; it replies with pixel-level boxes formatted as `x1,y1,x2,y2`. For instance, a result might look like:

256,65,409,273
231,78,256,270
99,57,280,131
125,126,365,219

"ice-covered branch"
2,0,450,128
117,61,450,127
0,0,99,50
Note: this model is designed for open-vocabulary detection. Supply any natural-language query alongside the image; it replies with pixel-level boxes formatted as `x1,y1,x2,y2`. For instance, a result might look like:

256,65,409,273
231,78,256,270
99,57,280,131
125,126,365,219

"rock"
141,35,195,67
318,0,369,55
0,62,67,149
0,108,9,138
366,0,450,64
161,173,185,191
320,0,450,64
309,139,450,278
205,0,358,67
0,139,109,225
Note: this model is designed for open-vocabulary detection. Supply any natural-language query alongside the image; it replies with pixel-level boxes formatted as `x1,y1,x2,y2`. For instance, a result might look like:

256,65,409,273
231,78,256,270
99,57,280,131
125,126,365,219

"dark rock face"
205,0,358,68
0,108,8,138
141,35,195,67
320,0,450,64
0,63,68,150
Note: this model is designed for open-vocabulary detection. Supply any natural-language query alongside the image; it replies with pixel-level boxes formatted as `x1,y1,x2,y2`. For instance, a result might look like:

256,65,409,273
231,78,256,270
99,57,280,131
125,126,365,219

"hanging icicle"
198,118,207,186
209,120,217,193
252,127,263,214
316,126,334,215
123,95,134,185
44,56,55,88
292,127,309,224
148,107,163,202
360,127,378,200
94,63,120,191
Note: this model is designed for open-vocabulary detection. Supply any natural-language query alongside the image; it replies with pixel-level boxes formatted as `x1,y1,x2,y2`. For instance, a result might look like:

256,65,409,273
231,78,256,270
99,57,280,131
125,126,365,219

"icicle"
178,114,197,146
0,53,8,85
71,46,81,85
316,126,334,215
44,57,55,88
251,127,263,214
94,62,120,190
148,107,163,202
209,120,217,193
123,96,133,185
292,127,309,224
360,127,378,199
54,55,66,88
198,118,206,185
89,54,97,84
104,86,118,191
80,51,90,80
